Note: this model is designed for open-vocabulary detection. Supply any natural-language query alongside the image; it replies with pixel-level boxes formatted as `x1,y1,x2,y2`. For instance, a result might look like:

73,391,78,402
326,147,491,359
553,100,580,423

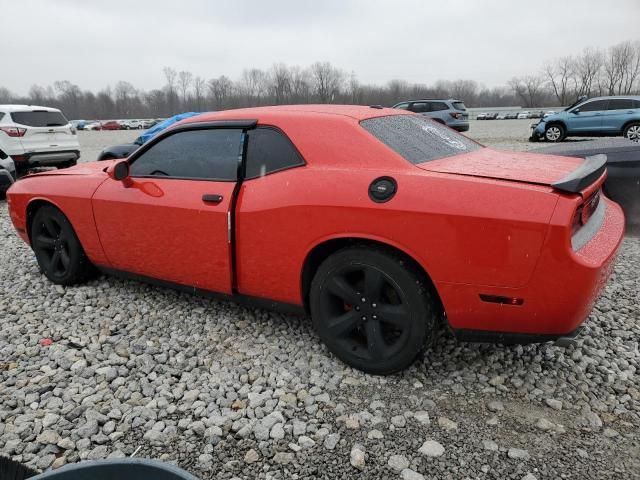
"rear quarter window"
452,101,467,111
361,114,481,164
10,111,68,127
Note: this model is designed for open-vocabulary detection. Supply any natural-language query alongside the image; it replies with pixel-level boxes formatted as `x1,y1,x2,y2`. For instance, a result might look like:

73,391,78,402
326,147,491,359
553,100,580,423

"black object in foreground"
0,456,39,480
533,138,640,226
29,459,199,480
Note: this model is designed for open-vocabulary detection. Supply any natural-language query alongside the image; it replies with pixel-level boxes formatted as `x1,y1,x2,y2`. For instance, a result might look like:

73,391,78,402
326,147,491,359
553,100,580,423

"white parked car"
122,119,143,130
517,111,531,119
0,105,80,173
84,122,102,131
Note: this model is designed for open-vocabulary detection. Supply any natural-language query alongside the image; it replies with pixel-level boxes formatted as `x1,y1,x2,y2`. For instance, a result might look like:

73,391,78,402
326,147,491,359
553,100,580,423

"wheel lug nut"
355,306,360,311
361,297,366,303
372,303,377,308
361,316,367,321
372,315,377,320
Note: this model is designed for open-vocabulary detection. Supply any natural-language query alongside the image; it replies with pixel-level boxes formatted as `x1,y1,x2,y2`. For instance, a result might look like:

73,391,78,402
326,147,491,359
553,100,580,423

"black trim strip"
96,266,306,316
126,119,258,165
551,154,607,193
452,326,584,345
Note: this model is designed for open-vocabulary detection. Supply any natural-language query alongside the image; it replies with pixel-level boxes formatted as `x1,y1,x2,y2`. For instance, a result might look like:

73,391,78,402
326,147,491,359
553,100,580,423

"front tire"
544,123,565,142
310,246,438,375
31,205,95,285
623,122,640,142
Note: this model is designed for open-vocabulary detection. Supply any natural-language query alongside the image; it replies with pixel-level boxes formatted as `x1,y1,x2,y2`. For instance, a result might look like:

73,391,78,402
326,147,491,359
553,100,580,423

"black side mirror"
107,159,131,185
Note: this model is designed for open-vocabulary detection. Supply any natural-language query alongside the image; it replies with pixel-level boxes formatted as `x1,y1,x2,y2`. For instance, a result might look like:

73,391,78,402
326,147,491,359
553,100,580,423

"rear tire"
623,122,640,142
310,246,438,375
544,123,565,142
31,205,95,285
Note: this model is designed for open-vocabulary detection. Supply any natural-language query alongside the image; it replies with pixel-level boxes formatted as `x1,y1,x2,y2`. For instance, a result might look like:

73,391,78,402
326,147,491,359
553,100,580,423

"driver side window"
130,129,244,181
575,100,609,113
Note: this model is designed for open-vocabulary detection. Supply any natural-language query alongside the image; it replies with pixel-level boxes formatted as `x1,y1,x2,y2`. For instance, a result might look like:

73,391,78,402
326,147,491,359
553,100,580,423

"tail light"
449,112,462,119
1,126,27,137
12,155,27,162
572,189,601,235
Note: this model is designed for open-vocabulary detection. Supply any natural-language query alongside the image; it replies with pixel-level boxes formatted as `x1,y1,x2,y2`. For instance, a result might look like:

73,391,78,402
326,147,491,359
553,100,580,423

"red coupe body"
6,105,624,343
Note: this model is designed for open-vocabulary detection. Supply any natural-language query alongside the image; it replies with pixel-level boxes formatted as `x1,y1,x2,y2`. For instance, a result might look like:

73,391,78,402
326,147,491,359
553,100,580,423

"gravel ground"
1,121,639,479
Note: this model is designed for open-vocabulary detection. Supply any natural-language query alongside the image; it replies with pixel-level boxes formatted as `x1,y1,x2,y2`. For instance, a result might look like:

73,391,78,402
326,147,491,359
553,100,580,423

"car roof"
394,99,462,104
582,95,640,101
181,105,411,125
0,104,62,113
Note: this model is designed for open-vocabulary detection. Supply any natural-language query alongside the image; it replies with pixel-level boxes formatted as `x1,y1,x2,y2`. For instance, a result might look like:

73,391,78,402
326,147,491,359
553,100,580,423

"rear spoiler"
551,154,607,193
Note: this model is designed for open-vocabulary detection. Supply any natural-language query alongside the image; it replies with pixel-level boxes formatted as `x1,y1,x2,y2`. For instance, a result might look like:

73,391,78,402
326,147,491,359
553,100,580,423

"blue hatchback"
531,96,640,142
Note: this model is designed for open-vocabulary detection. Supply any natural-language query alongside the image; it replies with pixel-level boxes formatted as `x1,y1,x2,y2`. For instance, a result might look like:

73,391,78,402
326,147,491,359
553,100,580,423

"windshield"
361,114,481,164
10,110,69,127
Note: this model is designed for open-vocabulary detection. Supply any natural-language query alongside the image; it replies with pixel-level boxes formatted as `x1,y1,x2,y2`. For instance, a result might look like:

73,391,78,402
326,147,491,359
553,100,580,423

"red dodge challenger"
6,105,625,374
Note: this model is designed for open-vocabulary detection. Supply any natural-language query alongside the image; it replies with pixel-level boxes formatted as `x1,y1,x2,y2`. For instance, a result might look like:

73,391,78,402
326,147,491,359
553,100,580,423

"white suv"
0,105,80,173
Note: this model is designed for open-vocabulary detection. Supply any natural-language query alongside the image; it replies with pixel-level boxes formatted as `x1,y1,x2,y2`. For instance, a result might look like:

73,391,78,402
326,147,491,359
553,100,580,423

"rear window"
361,114,481,164
10,110,68,127
430,102,449,112
452,101,467,111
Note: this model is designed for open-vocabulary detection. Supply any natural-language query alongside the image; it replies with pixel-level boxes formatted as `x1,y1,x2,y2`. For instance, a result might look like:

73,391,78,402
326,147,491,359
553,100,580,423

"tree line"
0,40,638,120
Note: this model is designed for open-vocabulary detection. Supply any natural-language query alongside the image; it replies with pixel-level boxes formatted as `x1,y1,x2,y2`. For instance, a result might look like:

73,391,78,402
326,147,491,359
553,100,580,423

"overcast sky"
3,0,639,95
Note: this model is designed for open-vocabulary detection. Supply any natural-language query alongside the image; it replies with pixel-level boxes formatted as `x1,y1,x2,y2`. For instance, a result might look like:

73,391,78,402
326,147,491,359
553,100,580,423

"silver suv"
392,99,469,132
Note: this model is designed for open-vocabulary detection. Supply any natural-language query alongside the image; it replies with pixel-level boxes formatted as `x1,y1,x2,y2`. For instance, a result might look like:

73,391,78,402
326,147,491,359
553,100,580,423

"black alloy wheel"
310,247,438,374
31,205,95,285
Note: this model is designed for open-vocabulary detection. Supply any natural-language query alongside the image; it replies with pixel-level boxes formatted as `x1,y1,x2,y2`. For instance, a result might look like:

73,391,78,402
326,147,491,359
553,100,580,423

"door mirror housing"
572,108,580,114
107,159,131,183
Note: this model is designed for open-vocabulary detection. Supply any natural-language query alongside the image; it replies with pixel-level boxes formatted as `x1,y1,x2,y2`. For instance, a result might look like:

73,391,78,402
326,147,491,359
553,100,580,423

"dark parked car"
504,112,519,120
0,150,16,197
533,138,640,225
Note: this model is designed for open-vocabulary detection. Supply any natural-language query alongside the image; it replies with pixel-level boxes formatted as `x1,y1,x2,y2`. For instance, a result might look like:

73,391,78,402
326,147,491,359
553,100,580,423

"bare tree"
310,62,344,103
573,48,603,96
348,72,360,104
450,79,478,105
509,75,545,107
239,69,268,105
289,66,311,103
0,87,13,103
192,76,205,110
177,70,193,107
269,63,292,104
28,85,47,104
544,57,574,105
208,75,234,109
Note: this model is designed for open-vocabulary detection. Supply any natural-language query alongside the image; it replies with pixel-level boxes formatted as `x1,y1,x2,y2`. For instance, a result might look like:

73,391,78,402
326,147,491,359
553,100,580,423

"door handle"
202,194,223,203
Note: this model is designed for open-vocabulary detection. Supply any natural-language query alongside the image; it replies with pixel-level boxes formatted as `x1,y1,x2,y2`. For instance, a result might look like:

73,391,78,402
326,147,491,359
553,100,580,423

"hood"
26,160,114,178
417,148,583,186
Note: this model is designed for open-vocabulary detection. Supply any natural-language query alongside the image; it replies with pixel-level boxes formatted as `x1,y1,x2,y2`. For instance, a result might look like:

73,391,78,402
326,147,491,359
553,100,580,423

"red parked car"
6,106,624,374
100,121,121,131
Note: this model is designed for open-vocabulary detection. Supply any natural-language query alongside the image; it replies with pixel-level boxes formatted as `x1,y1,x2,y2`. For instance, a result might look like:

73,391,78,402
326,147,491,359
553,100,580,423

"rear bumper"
14,150,80,169
440,197,625,338
448,120,470,132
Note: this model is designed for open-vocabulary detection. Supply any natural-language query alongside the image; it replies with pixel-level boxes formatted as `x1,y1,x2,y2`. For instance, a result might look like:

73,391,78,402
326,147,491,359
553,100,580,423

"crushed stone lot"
1,121,639,479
